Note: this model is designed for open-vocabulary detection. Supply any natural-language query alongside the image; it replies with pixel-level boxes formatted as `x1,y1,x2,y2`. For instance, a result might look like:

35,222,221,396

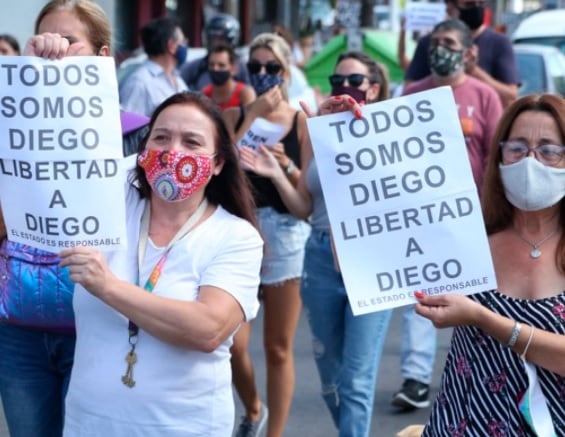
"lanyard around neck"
130,198,209,335
122,198,209,388
137,198,209,280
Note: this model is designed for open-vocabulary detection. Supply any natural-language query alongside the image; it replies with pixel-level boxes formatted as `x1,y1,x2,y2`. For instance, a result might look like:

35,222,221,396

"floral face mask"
138,149,213,202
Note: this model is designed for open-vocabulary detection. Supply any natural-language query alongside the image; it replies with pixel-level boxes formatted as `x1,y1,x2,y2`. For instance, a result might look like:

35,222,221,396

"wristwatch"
285,160,296,175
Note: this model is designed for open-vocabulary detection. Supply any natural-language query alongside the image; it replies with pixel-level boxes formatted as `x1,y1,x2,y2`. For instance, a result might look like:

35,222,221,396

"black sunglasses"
247,60,282,75
329,73,367,88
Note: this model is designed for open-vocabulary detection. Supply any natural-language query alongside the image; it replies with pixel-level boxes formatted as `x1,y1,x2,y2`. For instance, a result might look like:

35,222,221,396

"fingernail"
347,97,355,104
333,96,342,101
354,109,362,119
414,291,425,299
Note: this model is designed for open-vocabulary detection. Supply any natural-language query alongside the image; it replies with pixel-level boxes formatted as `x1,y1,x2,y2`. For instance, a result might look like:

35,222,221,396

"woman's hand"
414,292,483,328
248,87,283,117
24,33,85,59
239,145,285,179
268,142,291,168
59,247,114,298
300,95,363,119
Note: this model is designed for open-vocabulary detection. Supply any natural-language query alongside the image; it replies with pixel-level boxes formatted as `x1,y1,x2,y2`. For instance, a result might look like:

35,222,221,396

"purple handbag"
0,239,75,330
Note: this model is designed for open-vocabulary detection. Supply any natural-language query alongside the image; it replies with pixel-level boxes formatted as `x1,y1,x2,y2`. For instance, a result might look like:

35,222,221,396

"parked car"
511,9,565,55
513,44,565,96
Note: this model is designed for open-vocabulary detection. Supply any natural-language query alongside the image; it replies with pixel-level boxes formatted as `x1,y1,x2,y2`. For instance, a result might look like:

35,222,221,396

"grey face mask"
499,157,565,211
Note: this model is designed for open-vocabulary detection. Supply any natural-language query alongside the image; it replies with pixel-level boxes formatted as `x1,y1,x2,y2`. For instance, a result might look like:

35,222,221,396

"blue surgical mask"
250,73,284,96
175,44,188,66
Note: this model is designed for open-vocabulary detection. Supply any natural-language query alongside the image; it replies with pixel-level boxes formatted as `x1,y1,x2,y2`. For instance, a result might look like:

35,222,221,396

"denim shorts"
256,207,310,285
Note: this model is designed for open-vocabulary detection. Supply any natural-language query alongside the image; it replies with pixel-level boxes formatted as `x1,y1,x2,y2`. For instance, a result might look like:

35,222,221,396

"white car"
513,44,565,96
511,9,565,54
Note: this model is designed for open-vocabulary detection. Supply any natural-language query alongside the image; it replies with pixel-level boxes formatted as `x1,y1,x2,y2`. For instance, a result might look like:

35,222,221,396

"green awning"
304,30,416,94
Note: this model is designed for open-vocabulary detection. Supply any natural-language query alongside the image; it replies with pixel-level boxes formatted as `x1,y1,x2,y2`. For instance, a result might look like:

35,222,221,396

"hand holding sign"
24,33,86,59
414,292,484,329
59,246,114,298
300,95,363,119
306,87,496,315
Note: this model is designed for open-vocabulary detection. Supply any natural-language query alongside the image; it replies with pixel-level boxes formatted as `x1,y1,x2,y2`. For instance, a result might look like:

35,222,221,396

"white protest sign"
0,159,127,252
336,0,362,29
0,56,122,161
0,56,127,252
404,2,446,32
237,117,287,150
307,87,496,315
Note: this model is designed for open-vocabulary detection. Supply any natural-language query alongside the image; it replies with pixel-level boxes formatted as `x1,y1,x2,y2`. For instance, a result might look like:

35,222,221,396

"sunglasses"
247,60,282,75
329,73,367,88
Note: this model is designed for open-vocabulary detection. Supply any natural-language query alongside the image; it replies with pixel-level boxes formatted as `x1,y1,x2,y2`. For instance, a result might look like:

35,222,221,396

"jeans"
0,324,75,437
400,305,437,384
301,229,392,437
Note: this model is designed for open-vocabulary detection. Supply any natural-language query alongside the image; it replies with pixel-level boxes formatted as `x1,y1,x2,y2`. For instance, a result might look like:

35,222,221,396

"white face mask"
499,157,565,211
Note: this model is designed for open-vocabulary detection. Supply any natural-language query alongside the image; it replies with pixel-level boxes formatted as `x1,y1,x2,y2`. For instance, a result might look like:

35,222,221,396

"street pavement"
233,305,452,436
0,306,451,437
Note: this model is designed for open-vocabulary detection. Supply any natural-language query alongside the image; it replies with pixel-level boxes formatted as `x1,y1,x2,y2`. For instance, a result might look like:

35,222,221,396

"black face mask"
458,5,485,30
330,85,367,104
209,70,231,86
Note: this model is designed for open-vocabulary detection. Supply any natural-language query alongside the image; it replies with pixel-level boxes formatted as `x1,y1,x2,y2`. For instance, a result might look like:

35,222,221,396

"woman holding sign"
223,32,311,437
0,1,147,436
0,1,113,436
59,91,262,435
415,94,565,435
239,51,392,437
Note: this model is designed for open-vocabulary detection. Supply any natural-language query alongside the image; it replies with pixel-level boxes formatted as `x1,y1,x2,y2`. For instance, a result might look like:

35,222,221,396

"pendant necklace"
513,228,559,259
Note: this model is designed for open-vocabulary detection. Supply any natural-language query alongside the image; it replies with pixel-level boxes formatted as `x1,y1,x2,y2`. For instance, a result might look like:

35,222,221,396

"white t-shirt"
64,184,263,436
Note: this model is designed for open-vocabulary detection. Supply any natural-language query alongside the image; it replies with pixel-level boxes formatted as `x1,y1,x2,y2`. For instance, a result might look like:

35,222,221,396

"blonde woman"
223,33,310,437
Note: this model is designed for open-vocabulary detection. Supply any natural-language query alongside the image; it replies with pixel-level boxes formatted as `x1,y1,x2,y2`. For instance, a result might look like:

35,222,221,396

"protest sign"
307,87,496,315
404,2,446,32
0,56,122,161
0,56,126,252
336,0,362,29
237,117,287,150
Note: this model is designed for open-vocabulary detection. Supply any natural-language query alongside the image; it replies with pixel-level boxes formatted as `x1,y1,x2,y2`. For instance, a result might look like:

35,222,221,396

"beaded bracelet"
507,321,522,348
520,325,535,361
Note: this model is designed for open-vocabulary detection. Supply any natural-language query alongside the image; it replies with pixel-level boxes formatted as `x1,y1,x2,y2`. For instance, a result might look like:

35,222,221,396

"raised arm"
238,114,314,220
24,33,86,58
224,87,283,143
415,292,565,376
59,228,262,352
239,95,363,219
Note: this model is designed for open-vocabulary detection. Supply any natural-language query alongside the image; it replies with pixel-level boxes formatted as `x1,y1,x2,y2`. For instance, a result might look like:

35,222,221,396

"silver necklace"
513,228,559,259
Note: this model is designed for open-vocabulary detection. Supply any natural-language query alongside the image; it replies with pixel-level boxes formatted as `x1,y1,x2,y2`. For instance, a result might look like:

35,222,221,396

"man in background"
119,17,188,117
181,13,249,90
404,0,519,107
